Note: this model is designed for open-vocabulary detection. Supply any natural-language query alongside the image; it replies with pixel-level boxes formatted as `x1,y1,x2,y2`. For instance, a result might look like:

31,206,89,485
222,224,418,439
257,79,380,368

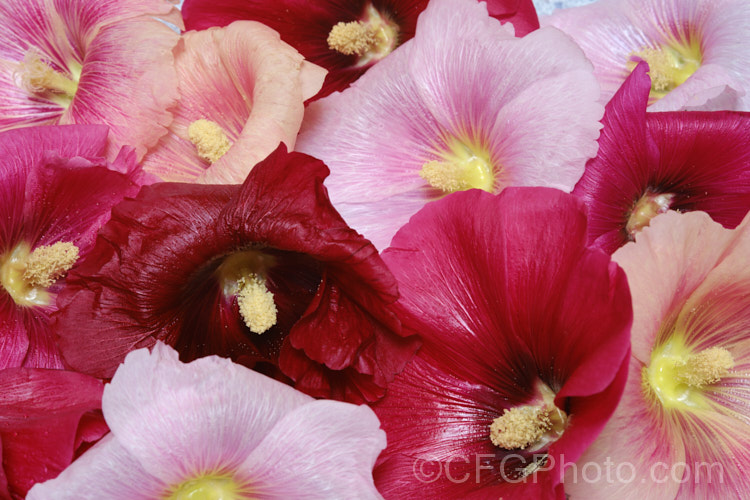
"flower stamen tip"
489,406,552,450
188,119,232,164
676,347,734,387
23,242,79,288
15,51,78,102
328,21,376,56
237,274,277,335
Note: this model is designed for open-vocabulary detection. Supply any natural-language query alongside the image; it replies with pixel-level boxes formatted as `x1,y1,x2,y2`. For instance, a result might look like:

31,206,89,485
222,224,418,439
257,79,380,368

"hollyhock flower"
0,367,106,499
573,63,750,254
0,0,181,159
54,145,418,403
27,343,385,499
296,0,603,250
372,188,632,498
543,0,750,111
0,125,142,369
181,0,539,100
565,210,750,498
141,20,326,184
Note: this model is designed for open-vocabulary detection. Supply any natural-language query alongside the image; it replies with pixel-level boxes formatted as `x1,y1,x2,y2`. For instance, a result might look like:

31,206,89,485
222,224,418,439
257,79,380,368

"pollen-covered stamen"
675,347,734,387
168,473,251,500
626,192,675,238
188,119,232,164
237,274,278,335
420,137,495,194
15,51,78,100
628,41,701,100
490,406,553,450
328,21,377,56
23,242,79,288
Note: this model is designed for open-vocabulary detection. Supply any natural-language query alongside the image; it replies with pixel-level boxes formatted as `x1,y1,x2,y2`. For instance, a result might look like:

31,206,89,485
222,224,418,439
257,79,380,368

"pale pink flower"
27,343,386,499
296,0,603,250
543,0,750,111
141,20,326,184
564,210,750,498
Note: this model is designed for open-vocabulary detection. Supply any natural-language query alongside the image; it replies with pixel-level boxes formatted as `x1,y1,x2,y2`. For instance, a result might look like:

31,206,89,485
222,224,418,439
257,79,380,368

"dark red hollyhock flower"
573,62,750,254
181,0,540,100
0,125,142,370
372,188,632,499
0,368,107,499
54,145,419,403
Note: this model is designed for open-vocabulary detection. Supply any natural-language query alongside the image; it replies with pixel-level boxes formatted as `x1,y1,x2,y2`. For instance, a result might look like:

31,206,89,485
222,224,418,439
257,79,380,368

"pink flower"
543,0,750,110
565,210,750,498
0,125,142,369
141,21,326,184
0,0,181,159
373,188,632,498
573,63,750,254
27,343,386,499
296,0,603,250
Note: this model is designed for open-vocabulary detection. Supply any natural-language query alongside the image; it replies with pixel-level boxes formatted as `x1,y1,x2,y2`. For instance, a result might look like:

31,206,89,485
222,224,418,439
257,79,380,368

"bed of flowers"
0,0,748,498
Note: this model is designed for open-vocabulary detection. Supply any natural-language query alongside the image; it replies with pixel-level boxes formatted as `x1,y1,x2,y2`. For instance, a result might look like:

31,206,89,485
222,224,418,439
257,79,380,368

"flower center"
327,4,399,67
15,51,80,107
188,119,232,164
626,191,675,238
646,337,734,410
216,250,278,335
167,474,253,500
0,241,79,307
489,382,567,451
420,136,495,194
627,39,701,102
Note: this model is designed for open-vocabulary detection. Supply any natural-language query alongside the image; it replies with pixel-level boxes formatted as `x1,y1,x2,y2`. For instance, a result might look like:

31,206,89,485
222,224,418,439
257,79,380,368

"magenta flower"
182,0,539,100
296,0,603,250
543,0,750,110
0,0,181,159
141,20,326,184
565,210,750,498
573,63,750,254
54,145,418,403
0,125,142,369
372,188,632,498
28,343,385,499
0,367,106,499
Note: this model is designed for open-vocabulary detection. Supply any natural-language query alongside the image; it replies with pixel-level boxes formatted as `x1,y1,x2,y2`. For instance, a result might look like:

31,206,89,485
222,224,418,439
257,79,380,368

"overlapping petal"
141,21,326,183
297,0,602,250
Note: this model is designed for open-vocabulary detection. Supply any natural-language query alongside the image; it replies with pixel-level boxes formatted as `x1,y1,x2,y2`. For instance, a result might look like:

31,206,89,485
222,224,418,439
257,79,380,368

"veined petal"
142,21,326,184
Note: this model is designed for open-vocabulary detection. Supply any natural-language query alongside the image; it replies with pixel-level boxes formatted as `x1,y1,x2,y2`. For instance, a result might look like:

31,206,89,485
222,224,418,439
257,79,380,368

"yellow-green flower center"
0,242,79,307
15,51,81,107
188,119,233,164
167,474,253,500
626,191,675,238
420,136,495,194
645,337,734,411
327,4,399,66
627,39,702,103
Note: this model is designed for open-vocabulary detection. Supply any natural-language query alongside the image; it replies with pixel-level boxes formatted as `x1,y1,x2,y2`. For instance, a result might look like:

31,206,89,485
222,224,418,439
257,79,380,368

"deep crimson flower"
0,367,106,499
372,188,632,498
573,62,750,254
54,145,419,403
0,125,143,369
181,0,540,100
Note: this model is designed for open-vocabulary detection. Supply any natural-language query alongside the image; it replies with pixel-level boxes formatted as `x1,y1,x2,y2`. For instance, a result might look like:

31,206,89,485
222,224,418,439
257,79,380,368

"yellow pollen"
188,119,232,164
420,137,495,194
23,242,79,288
628,40,701,101
167,474,251,500
328,21,376,56
237,274,277,335
675,347,734,387
626,192,674,238
489,406,552,450
15,51,78,102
